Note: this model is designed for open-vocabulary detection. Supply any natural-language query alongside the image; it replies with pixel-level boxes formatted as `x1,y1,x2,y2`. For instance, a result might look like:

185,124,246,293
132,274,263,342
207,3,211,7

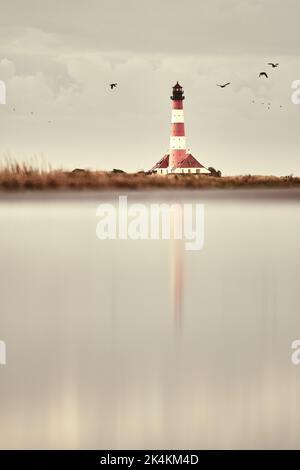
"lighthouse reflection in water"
0,192,300,449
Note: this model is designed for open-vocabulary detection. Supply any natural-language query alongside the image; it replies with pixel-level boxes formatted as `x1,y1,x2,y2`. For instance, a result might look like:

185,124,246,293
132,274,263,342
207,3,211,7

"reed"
0,162,299,191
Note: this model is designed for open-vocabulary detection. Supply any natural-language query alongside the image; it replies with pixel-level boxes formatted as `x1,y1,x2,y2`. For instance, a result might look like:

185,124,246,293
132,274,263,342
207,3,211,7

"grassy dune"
0,163,299,191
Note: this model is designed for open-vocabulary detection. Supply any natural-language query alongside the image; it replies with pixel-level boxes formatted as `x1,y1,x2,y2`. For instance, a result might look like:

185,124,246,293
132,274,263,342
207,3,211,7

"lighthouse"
169,81,187,168
151,82,210,175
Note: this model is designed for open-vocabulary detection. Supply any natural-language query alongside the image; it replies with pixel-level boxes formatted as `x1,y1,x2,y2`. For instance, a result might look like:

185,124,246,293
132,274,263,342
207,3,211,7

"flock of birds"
9,62,284,120
216,62,283,109
110,63,283,109
11,106,52,123
10,83,118,121
216,62,279,88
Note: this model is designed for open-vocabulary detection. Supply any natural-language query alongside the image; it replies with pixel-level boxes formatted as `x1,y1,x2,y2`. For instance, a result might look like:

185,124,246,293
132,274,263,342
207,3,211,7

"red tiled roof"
151,154,169,169
152,153,206,170
176,154,205,169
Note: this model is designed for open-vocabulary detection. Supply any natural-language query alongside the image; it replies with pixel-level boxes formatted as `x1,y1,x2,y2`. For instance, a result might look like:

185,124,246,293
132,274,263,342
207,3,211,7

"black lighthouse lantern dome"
171,81,185,100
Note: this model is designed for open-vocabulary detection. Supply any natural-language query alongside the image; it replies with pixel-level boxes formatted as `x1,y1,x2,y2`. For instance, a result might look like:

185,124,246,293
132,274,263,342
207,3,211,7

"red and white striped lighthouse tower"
151,82,210,174
169,81,186,168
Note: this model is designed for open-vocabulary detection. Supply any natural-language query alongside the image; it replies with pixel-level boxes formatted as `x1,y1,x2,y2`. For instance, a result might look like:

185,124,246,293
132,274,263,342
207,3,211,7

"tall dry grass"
0,161,299,191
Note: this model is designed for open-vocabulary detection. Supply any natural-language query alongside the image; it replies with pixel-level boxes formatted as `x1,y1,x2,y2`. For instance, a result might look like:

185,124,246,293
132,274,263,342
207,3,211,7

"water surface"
0,190,299,449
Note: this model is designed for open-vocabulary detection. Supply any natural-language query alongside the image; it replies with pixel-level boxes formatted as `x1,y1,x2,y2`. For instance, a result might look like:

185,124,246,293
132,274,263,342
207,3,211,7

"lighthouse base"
155,168,210,175
150,153,211,175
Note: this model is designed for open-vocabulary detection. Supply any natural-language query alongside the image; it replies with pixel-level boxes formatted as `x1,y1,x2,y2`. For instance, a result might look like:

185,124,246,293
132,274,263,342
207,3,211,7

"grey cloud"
1,0,300,55
0,0,300,176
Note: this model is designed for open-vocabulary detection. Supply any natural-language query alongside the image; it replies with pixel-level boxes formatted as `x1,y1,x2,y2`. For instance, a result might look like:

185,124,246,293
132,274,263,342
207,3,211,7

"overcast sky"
0,0,300,175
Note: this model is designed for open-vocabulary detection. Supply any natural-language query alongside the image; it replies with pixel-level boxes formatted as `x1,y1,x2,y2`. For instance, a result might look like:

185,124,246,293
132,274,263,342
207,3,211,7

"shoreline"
0,187,300,203
0,170,300,193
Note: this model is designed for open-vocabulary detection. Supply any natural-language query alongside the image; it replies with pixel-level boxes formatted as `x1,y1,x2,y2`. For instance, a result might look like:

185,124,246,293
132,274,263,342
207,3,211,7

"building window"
188,169,191,173
196,169,200,174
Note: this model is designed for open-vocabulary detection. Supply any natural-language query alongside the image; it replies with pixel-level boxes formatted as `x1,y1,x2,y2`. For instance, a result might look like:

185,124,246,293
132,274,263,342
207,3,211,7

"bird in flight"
110,83,117,90
216,82,231,88
259,72,268,78
268,63,279,68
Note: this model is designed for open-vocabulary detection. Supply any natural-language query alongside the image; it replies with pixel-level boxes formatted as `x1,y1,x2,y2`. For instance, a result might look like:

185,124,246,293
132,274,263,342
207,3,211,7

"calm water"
0,190,300,449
